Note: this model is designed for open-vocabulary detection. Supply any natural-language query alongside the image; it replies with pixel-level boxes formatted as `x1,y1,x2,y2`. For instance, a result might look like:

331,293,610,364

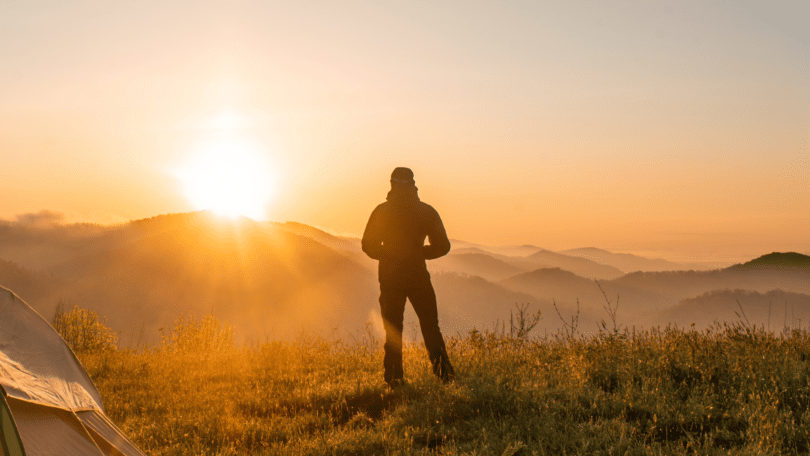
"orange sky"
1,1,808,261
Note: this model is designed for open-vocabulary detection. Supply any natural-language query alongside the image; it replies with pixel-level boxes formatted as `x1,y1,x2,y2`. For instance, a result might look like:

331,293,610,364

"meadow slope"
67,307,810,456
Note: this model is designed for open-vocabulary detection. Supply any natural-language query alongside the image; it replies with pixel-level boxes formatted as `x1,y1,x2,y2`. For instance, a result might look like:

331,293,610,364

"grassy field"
63,306,810,455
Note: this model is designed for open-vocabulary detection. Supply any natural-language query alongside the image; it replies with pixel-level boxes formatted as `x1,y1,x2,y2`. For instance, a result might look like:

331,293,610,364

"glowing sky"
1,1,807,260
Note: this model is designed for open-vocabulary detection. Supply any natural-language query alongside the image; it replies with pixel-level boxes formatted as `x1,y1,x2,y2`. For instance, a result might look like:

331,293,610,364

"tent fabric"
0,287,146,456
0,390,24,456
77,411,144,456
0,288,103,411
6,397,104,456
0,352,98,412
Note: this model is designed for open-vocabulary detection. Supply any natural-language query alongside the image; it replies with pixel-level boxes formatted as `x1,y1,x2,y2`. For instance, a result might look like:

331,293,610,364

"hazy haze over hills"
0,212,380,342
448,242,543,259
657,289,810,331
560,247,728,272
1,212,809,342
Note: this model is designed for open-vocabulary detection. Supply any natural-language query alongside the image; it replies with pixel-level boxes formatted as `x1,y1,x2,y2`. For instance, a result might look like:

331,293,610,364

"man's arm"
361,205,387,260
423,206,451,260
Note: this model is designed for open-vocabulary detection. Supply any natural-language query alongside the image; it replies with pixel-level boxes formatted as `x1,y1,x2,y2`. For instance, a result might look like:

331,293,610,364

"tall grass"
59,306,810,455
159,313,235,353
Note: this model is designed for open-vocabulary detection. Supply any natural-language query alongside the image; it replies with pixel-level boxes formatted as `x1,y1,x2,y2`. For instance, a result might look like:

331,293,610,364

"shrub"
51,300,118,352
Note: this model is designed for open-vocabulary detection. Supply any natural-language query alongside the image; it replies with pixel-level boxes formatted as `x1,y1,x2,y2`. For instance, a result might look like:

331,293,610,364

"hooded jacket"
362,184,451,286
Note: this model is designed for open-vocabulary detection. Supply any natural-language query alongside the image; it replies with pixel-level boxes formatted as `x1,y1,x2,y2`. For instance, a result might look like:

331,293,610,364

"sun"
176,137,275,220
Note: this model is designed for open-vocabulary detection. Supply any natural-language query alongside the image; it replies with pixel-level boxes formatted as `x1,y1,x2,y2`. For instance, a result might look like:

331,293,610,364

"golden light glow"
176,137,275,220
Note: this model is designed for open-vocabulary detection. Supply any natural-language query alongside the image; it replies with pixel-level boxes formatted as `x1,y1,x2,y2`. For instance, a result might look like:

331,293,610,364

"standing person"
362,167,456,388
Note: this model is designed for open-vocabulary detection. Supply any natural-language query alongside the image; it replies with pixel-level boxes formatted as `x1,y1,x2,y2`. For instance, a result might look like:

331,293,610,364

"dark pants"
379,282,455,385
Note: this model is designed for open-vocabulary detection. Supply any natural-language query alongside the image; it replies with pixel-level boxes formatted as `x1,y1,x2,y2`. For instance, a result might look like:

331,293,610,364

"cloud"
14,210,65,227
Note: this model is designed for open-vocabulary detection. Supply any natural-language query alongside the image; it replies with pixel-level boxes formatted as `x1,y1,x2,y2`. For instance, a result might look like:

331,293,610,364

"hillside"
495,262,810,326
0,212,584,343
0,216,130,270
730,252,810,270
273,221,360,254
428,253,528,282
522,250,625,280
608,267,810,314
0,212,380,342
500,268,600,304
429,273,539,334
655,288,810,331
3,213,810,342
73,308,810,455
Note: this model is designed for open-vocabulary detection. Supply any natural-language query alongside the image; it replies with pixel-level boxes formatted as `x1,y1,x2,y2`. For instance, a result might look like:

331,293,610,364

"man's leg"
379,285,407,386
408,283,455,383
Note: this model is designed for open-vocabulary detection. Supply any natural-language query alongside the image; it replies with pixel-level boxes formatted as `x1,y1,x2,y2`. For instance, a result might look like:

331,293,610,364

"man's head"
390,167,415,185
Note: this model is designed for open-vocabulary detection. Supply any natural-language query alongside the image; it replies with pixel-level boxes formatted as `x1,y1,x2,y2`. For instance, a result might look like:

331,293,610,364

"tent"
0,286,146,456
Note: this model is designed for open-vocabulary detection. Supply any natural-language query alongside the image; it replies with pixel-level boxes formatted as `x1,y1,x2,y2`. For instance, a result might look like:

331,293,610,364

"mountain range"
1,211,809,343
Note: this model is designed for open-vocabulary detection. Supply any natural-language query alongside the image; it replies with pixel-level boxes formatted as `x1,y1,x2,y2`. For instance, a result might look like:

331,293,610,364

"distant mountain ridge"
1,212,807,341
444,247,623,280
524,250,624,280
559,247,724,272
449,241,543,258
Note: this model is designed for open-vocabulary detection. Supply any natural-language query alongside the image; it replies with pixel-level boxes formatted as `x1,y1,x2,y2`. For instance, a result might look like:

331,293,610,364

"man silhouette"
362,167,455,388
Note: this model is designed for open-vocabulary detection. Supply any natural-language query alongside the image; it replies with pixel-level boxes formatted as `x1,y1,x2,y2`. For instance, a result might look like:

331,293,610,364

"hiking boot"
386,378,406,390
